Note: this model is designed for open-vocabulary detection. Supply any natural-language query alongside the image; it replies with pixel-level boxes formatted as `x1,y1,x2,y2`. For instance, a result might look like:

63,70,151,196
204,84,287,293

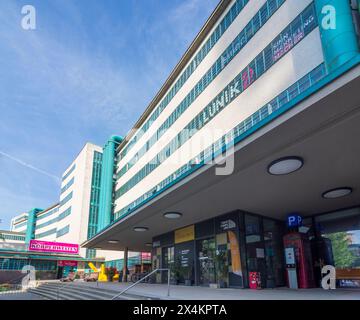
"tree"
327,232,355,268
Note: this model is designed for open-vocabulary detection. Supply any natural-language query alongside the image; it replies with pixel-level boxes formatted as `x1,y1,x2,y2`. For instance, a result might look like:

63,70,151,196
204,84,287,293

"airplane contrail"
0,150,61,183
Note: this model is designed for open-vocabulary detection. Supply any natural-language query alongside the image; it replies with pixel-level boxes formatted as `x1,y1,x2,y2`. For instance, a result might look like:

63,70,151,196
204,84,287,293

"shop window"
315,208,360,288
263,219,286,287
197,238,216,286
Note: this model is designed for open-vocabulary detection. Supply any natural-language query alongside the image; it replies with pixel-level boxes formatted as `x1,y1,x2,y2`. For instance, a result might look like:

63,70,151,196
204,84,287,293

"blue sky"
0,0,218,229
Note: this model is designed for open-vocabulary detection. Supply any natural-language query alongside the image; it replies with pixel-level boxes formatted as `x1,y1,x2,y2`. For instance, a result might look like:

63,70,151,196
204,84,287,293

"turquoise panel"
25,208,43,244
97,136,123,232
315,0,359,72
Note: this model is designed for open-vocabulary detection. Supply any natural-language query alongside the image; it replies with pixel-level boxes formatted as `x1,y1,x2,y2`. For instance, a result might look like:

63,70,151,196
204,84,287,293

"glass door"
162,246,174,283
263,219,285,287
245,214,267,288
197,238,216,286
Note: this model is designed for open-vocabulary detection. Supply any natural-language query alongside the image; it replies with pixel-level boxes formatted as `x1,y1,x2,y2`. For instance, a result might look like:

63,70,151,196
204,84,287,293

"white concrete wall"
10,213,28,233
114,0,323,214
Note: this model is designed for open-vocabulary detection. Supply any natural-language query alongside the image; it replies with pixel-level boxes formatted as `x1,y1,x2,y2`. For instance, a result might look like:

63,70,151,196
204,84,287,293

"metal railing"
110,268,170,300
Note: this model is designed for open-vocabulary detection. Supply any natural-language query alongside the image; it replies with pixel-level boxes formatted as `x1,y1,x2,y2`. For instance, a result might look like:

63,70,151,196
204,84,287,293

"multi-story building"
83,0,360,289
2,141,142,279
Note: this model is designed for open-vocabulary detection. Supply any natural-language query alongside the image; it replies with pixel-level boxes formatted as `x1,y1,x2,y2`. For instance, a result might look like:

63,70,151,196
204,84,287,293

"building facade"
83,0,360,289
2,141,141,279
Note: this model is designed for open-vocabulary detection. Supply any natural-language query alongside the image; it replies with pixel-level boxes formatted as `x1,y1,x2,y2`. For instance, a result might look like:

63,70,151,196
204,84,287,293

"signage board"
287,214,303,228
175,225,195,244
28,240,79,255
58,260,78,267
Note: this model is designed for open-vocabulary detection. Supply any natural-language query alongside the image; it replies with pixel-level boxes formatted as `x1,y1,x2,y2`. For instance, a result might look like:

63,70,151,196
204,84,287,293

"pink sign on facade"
58,260,78,267
28,240,79,255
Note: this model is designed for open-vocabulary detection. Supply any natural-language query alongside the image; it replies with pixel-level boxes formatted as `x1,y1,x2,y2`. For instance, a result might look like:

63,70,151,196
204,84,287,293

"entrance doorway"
197,238,216,286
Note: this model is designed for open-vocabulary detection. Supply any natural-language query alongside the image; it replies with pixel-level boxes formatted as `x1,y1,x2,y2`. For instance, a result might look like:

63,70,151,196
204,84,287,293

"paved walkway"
74,281,360,300
0,292,45,300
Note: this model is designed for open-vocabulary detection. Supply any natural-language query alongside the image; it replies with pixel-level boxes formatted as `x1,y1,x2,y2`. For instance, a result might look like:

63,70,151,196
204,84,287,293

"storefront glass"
162,246,174,282
263,219,285,287
315,207,360,288
245,214,267,287
197,238,216,286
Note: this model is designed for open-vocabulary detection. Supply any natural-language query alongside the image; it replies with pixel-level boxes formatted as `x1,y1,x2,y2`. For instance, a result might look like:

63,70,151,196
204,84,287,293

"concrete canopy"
83,64,360,252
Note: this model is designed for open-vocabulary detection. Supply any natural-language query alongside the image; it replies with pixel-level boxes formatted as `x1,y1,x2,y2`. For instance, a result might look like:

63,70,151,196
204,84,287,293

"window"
117,0,285,180
62,164,76,181
56,225,70,238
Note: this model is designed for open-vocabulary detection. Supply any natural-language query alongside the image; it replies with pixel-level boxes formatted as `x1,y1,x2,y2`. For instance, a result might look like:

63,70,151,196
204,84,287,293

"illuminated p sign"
287,214,302,228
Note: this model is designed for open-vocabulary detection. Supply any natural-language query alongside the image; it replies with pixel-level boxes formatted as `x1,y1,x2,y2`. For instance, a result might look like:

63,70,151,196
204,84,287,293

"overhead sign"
28,240,79,255
220,219,236,231
175,225,195,244
287,214,303,228
58,260,78,267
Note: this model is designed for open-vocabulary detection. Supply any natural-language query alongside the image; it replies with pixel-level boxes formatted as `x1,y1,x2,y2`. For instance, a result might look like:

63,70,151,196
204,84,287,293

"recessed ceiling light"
268,157,304,175
322,187,352,199
133,227,149,232
163,212,182,219
145,243,153,247
108,240,119,244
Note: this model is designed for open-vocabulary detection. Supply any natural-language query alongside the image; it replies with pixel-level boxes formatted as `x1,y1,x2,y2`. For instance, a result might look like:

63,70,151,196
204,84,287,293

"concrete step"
28,287,81,300
40,283,116,298
29,283,148,300
31,282,160,300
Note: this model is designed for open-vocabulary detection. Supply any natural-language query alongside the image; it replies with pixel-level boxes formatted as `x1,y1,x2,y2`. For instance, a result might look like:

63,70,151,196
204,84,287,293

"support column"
25,208,43,244
122,247,128,283
315,0,359,72
97,135,123,232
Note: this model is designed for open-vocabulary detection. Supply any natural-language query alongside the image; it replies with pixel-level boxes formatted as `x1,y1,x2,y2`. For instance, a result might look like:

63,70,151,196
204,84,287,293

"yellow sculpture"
88,262,108,282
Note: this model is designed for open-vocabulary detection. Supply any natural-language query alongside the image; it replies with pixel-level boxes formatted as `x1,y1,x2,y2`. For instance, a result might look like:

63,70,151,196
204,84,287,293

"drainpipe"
315,0,360,72
97,135,123,232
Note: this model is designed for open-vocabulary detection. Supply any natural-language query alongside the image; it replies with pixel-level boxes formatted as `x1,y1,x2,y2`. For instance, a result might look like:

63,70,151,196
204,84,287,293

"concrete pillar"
122,247,128,282
315,0,359,72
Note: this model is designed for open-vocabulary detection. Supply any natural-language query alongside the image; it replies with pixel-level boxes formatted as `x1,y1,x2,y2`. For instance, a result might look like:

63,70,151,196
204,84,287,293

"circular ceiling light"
133,227,149,232
108,240,119,244
268,156,304,175
322,187,352,199
163,212,182,219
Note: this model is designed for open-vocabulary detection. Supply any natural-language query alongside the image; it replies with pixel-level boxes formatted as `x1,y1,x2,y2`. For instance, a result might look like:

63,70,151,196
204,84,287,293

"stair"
27,282,158,300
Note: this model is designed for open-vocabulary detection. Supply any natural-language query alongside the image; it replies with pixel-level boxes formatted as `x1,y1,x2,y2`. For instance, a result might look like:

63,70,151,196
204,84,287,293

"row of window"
0,233,25,241
13,221,27,230
14,215,27,224
113,61,326,220
117,0,285,181
118,0,250,161
59,191,73,207
86,248,97,259
87,151,103,239
36,206,59,221
0,258,57,271
35,207,72,230
60,177,74,195
35,228,57,239
56,225,70,238
114,3,318,201
62,164,76,182
105,255,142,271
